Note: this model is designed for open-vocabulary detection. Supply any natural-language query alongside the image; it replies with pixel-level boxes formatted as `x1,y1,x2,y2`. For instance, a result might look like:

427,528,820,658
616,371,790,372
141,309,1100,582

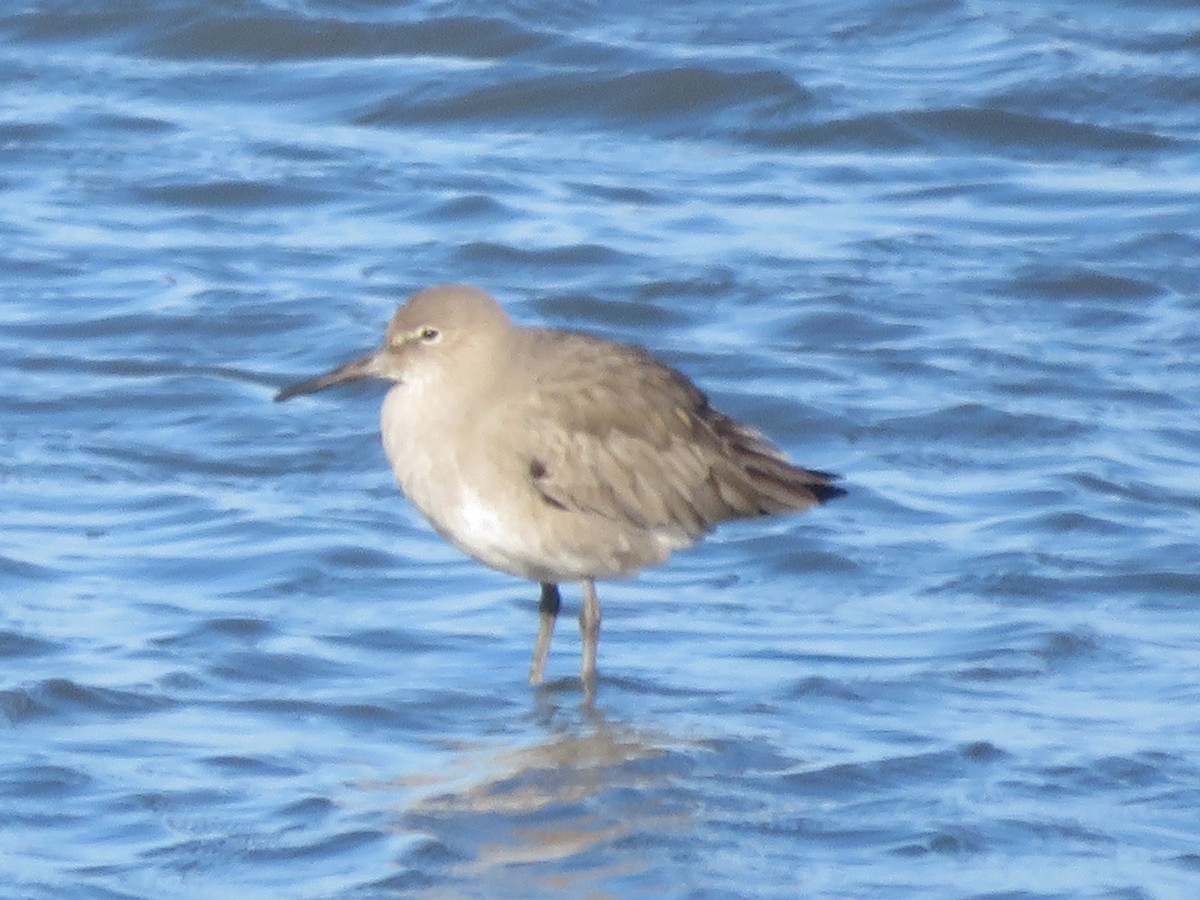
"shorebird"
276,284,844,688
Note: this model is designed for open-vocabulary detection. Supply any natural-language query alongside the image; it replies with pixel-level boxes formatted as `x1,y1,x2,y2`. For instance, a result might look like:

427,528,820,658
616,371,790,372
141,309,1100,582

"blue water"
3,1,1199,897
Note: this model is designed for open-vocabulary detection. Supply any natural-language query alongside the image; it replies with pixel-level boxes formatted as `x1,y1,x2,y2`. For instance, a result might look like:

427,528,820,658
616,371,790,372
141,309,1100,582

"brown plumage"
276,284,844,690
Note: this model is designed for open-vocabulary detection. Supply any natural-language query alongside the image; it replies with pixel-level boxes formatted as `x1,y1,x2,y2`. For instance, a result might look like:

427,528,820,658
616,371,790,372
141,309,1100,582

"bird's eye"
419,327,441,343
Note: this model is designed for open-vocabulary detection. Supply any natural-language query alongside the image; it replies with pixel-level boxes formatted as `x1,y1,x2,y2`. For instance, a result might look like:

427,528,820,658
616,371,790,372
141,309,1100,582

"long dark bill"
274,350,380,402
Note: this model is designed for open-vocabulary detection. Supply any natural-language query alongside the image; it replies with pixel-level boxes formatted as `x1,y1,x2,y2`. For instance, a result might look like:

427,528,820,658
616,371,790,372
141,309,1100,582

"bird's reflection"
359,694,692,893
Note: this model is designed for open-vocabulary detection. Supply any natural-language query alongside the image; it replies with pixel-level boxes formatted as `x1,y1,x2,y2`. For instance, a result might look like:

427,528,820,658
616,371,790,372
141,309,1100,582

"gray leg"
529,582,561,684
579,578,601,688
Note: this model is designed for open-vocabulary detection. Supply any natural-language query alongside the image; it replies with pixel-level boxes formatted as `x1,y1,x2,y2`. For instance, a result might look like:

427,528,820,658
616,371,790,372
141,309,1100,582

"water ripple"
2,0,1199,897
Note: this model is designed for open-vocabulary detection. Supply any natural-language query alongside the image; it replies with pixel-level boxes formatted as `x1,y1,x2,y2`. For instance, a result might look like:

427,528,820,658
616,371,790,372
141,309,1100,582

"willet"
276,284,844,688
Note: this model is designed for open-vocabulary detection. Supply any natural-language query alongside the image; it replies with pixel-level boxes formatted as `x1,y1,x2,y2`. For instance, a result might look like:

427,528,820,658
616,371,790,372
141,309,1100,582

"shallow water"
3,1,1199,897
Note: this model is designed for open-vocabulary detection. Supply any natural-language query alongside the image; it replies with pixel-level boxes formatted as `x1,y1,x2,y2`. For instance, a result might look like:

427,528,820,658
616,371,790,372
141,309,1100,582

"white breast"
380,385,534,577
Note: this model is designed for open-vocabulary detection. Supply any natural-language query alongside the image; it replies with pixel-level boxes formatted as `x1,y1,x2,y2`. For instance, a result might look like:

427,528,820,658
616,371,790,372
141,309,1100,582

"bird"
275,284,844,689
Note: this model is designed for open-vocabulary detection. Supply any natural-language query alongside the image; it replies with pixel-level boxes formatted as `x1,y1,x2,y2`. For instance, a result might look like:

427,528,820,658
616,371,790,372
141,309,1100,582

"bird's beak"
274,349,382,402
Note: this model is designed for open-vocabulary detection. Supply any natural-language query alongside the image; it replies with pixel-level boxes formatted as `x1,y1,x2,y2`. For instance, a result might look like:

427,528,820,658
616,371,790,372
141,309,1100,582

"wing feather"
505,328,841,537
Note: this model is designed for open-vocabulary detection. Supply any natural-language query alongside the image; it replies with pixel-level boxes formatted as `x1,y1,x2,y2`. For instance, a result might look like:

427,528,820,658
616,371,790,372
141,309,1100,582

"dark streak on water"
2,1,1200,898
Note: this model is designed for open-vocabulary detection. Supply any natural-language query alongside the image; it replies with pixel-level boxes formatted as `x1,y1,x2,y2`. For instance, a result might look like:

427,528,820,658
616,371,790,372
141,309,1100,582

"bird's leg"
529,581,561,684
579,578,602,689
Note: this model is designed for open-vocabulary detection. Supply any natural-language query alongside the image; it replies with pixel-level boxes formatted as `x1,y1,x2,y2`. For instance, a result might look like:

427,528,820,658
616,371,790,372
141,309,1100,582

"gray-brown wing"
511,329,840,536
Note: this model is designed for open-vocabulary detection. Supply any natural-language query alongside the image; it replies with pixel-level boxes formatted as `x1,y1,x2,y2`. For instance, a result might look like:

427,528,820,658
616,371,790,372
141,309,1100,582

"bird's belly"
379,430,557,578
380,389,690,582
444,484,647,580
408,471,685,584
440,484,571,580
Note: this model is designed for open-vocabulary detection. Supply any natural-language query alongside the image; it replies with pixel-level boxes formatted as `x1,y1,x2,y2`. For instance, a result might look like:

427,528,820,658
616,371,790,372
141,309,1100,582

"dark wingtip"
795,468,847,505
810,479,848,504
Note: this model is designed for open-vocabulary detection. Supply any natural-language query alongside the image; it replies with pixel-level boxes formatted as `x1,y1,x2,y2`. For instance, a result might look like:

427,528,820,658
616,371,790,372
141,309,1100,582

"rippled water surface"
3,1,1200,897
